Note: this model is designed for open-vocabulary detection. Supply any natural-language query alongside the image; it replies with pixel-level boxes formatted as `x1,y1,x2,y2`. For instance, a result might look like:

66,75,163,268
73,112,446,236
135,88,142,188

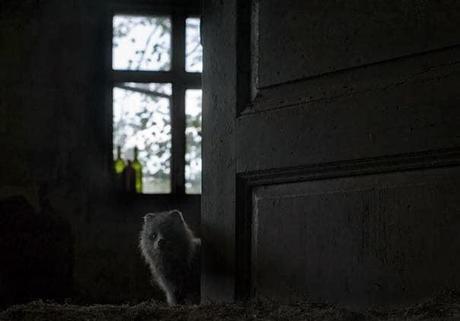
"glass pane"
186,17,203,72
185,89,202,194
113,15,171,71
113,83,172,193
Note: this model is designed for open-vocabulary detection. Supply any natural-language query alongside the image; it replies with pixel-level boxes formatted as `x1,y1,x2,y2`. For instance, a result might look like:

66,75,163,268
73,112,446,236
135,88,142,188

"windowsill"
115,191,201,201
108,190,201,225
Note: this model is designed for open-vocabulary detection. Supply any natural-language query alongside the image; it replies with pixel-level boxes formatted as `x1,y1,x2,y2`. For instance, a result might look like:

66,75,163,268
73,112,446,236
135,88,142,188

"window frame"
106,4,202,195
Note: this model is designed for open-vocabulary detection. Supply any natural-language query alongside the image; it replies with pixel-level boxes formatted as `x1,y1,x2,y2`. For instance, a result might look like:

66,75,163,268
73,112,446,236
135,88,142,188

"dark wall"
0,0,200,305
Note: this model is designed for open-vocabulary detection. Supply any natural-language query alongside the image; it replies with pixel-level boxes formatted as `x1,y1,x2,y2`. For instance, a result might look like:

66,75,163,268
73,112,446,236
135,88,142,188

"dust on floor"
1,291,460,321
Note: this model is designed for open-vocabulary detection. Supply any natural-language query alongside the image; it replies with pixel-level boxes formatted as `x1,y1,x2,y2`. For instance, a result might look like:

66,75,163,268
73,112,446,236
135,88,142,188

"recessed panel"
252,167,460,305
257,0,460,88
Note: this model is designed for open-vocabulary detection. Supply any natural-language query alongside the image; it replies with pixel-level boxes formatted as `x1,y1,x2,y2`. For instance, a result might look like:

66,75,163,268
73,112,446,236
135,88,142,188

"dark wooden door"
202,0,460,306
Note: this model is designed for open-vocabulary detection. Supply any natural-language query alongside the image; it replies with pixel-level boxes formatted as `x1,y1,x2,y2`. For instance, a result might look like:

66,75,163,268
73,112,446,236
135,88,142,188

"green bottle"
122,160,136,193
114,145,125,174
132,147,143,193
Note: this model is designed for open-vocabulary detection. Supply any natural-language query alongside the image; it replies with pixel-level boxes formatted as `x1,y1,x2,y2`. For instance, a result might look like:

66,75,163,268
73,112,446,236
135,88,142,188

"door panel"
203,0,460,305
252,167,460,305
257,0,460,87
237,65,460,173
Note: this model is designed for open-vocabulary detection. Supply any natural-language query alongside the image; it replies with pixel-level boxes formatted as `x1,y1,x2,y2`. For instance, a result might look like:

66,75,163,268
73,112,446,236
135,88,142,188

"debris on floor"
1,291,459,321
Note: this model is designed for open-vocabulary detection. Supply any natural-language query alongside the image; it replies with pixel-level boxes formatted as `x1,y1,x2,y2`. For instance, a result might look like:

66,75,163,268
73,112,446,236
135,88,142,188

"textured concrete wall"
0,0,200,305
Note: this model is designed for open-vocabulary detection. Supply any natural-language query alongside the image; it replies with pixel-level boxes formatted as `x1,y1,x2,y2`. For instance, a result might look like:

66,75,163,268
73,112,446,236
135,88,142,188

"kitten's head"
141,210,186,251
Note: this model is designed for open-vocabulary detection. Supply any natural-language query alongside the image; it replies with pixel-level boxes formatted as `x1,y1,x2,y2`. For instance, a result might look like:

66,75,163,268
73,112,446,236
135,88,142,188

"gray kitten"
139,209,201,305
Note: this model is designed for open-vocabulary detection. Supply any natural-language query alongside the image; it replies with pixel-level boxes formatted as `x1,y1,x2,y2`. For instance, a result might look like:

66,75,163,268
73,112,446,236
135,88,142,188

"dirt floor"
1,291,460,321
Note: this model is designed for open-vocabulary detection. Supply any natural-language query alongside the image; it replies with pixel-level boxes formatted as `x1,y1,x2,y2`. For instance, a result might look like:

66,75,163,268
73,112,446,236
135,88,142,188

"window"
111,12,202,194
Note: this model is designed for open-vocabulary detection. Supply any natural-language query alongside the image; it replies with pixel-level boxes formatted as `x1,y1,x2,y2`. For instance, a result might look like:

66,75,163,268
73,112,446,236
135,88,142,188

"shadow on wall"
0,195,74,308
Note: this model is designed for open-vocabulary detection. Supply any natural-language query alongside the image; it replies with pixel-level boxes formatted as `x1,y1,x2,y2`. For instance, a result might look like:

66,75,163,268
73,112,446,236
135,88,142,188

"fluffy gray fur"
139,209,200,305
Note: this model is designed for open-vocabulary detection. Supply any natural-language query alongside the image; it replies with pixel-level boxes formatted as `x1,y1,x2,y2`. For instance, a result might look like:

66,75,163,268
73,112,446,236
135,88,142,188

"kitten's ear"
143,213,155,222
169,209,184,223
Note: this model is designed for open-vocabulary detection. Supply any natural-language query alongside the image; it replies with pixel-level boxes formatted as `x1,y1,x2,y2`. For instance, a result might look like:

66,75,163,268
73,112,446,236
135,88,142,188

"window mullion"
171,12,186,194
112,70,175,84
